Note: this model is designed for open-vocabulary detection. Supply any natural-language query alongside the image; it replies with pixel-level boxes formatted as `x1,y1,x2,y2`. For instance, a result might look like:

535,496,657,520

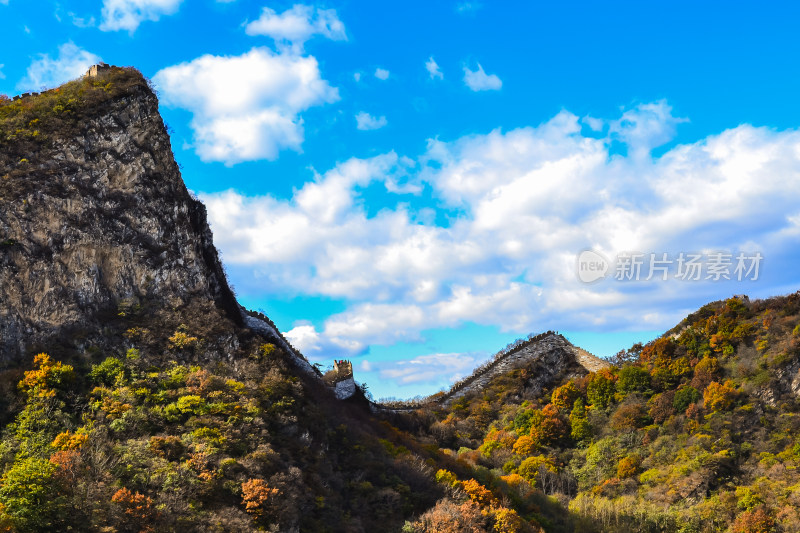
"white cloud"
582,116,604,132
100,0,182,33
374,68,390,80
0,64,5,80
355,112,387,131
245,4,345,51
463,63,502,91
18,42,101,91
610,100,688,159
353,72,361,82
203,101,800,360
374,352,484,385
70,13,96,28
426,56,443,80
456,2,481,14
153,47,338,165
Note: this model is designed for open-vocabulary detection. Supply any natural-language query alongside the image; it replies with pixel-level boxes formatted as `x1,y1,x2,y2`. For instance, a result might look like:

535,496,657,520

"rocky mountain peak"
0,66,241,362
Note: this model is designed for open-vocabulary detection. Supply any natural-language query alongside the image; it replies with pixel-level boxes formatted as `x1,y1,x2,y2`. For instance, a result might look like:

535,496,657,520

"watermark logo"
576,249,610,283
576,250,763,283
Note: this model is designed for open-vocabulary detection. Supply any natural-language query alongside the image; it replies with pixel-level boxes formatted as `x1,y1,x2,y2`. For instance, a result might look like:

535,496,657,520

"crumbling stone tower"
329,360,356,399
333,359,353,379
86,63,111,78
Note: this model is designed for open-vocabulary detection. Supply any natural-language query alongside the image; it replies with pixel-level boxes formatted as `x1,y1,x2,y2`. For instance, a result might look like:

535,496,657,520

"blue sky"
3,1,800,399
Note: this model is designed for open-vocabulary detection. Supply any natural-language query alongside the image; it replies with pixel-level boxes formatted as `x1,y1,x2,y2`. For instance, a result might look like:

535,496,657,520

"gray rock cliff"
0,68,242,362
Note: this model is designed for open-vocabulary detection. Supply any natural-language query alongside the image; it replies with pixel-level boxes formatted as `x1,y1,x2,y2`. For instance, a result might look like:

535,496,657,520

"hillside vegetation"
390,293,800,533
0,305,442,532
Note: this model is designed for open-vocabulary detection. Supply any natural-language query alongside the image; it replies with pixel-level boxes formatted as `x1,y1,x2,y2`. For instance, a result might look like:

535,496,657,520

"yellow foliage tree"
19,354,74,398
703,380,737,412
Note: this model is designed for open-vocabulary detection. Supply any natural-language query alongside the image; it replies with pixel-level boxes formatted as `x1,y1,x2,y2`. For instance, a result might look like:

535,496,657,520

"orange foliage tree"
111,487,155,533
703,380,737,412
730,506,776,533
19,354,74,398
241,478,280,519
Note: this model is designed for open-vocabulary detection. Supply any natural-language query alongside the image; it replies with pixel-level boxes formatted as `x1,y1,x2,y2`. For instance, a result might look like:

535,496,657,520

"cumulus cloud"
245,4,346,51
426,56,443,80
374,67,390,80
463,63,502,91
18,42,101,91
100,0,182,33
355,112,387,131
203,101,800,358
153,47,338,165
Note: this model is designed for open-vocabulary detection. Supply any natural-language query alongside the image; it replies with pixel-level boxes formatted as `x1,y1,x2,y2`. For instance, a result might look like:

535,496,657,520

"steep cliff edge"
0,67,246,362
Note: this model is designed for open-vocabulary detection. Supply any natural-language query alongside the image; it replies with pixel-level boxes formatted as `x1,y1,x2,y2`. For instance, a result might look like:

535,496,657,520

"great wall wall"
375,332,609,411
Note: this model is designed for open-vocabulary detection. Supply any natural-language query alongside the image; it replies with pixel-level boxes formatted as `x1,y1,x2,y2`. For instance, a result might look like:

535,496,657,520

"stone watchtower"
86,63,111,78
333,359,353,379
330,359,356,399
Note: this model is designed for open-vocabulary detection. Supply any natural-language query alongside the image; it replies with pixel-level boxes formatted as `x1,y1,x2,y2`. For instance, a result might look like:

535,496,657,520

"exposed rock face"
334,377,357,400
0,70,241,362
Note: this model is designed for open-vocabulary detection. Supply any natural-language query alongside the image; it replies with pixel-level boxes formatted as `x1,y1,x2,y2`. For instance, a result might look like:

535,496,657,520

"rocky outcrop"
0,68,243,362
334,377,357,400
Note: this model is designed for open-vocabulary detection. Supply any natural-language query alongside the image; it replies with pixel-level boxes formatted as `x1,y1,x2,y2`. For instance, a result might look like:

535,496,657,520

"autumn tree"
111,487,156,533
703,380,737,412
19,353,74,399
241,478,280,520
730,506,776,533
610,400,650,431
551,381,581,410
528,404,567,448
648,390,676,424
517,456,556,487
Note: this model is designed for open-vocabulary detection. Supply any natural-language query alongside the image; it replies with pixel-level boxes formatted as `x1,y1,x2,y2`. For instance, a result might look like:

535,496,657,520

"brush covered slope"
394,294,800,533
0,68,442,532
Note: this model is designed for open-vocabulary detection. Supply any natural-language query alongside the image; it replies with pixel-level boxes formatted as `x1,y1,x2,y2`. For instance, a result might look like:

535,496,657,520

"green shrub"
617,366,651,395
673,386,700,412
89,357,126,387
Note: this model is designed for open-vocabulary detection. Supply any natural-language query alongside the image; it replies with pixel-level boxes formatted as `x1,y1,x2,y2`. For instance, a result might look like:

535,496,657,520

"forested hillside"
392,294,800,533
